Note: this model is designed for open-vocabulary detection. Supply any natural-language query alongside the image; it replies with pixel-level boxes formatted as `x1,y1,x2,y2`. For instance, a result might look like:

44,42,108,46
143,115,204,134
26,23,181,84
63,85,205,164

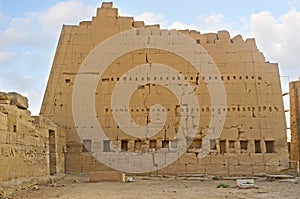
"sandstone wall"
290,80,300,169
40,2,289,176
0,92,66,184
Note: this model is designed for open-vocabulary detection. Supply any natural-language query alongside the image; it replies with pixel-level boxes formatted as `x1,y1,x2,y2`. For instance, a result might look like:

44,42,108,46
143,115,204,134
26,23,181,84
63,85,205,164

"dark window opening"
134,140,142,151
240,140,248,151
65,79,71,83
121,140,128,152
103,140,110,152
187,138,202,149
265,141,275,153
255,140,262,153
229,140,235,149
220,140,226,154
162,140,169,148
149,140,156,150
210,139,217,150
82,139,92,152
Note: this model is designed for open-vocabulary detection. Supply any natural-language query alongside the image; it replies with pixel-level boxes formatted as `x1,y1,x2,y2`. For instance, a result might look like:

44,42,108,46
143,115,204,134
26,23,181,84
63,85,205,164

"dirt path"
9,175,300,199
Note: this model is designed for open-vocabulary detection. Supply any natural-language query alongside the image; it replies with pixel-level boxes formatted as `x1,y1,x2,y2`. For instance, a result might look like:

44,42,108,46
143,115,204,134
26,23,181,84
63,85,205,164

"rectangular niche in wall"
255,140,262,153
103,140,110,152
121,140,128,152
265,140,275,153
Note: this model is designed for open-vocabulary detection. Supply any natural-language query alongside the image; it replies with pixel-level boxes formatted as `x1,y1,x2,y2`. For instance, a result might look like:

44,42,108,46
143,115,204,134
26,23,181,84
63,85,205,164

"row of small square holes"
105,106,279,113
100,75,263,83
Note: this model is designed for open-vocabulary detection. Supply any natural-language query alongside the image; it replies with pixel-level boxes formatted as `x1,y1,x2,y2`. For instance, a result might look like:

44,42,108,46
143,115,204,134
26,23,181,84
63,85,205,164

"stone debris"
8,92,28,110
0,92,28,109
236,179,258,189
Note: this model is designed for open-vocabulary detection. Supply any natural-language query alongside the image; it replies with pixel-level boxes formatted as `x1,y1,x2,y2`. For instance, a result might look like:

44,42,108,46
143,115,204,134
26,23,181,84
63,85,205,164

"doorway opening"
49,130,56,175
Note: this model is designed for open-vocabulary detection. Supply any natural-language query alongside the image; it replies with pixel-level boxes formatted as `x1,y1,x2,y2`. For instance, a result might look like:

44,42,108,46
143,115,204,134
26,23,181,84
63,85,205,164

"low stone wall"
0,92,66,190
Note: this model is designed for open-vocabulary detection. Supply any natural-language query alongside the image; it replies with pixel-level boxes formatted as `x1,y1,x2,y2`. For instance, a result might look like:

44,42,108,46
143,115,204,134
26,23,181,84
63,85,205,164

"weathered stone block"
0,92,12,100
89,170,122,182
8,92,28,110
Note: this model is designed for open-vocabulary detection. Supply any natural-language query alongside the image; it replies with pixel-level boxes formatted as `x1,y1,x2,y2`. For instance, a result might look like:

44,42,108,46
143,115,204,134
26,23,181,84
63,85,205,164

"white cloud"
134,12,167,26
197,13,232,33
0,72,35,91
247,9,300,80
0,1,97,49
0,13,46,48
0,0,98,115
38,0,96,34
168,21,197,30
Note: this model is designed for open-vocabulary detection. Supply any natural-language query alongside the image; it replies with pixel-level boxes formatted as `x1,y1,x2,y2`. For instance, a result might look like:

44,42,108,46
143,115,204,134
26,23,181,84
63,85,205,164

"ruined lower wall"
0,92,66,184
40,2,289,176
290,80,300,169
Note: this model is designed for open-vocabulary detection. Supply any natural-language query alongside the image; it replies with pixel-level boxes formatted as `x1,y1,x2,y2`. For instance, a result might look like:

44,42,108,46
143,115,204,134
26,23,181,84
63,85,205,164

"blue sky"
0,0,299,129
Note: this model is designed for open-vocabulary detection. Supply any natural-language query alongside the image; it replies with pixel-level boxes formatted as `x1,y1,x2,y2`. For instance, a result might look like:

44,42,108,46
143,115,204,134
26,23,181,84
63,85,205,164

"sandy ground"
7,175,300,199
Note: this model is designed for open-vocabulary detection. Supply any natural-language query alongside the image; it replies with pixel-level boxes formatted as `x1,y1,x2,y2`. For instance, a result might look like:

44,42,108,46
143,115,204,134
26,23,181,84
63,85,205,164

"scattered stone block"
89,171,123,182
236,179,258,189
8,92,28,110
